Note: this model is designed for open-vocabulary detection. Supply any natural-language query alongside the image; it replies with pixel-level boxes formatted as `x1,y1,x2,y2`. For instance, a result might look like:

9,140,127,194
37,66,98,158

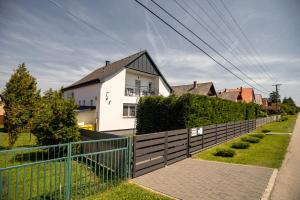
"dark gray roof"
63,50,172,92
171,82,216,96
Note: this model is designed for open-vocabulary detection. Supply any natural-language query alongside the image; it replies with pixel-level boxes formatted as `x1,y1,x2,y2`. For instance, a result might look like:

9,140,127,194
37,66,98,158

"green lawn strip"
194,134,290,168
255,115,297,133
86,182,172,200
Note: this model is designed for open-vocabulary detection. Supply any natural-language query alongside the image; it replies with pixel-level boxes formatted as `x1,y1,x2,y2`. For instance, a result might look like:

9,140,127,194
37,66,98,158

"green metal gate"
0,137,132,200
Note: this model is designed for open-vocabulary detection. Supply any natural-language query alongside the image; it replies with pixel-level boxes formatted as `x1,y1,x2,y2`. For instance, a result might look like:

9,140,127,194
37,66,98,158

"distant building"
218,87,255,103
262,98,269,108
255,94,263,105
171,81,217,96
217,90,242,102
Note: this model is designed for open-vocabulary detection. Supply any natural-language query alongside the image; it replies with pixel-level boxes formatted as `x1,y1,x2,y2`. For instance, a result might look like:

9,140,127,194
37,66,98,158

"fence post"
164,132,168,166
0,170,2,200
128,136,132,178
132,136,136,178
65,142,72,200
187,129,190,157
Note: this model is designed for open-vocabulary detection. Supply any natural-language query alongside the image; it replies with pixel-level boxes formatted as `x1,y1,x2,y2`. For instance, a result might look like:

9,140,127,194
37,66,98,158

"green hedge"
137,94,261,134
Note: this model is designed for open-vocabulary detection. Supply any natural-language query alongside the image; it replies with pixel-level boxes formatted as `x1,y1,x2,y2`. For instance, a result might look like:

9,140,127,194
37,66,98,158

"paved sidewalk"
271,114,300,200
133,159,273,200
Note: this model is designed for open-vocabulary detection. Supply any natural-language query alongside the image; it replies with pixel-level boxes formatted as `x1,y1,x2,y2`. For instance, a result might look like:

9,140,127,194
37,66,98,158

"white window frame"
123,104,137,117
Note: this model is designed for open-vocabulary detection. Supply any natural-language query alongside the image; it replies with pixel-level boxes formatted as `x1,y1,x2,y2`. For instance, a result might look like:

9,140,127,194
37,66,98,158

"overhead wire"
134,0,269,94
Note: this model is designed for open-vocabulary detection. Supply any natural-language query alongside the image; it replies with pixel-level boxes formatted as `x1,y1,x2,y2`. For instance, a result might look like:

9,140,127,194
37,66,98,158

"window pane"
129,106,136,117
123,105,128,116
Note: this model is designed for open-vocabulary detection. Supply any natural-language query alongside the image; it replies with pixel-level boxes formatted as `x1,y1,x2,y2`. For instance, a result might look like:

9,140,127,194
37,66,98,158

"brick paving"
133,159,273,200
271,114,300,200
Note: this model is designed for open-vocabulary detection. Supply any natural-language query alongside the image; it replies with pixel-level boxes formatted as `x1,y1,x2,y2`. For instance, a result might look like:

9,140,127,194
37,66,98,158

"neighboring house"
63,50,172,133
218,87,255,103
217,90,242,102
171,81,217,96
262,98,269,108
255,94,263,105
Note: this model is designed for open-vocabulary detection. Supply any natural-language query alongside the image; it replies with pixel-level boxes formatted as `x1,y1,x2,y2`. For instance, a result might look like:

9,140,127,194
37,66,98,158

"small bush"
281,116,288,121
241,136,260,143
231,141,250,149
262,129,271,133
249,133,265,139
213,148,236,157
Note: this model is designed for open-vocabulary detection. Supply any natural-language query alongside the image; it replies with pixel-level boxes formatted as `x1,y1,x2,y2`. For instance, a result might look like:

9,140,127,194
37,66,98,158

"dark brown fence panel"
133,115,280,177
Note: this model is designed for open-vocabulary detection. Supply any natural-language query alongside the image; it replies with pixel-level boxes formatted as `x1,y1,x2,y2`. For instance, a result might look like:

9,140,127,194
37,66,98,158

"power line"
47,0,136,52
172,0,271,93
134,0,268,94
219,0,278,83
207,0,274,83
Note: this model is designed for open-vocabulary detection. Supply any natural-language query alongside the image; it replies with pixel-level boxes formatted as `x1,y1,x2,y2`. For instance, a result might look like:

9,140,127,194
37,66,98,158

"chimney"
193,81,197,88
105,60,110,66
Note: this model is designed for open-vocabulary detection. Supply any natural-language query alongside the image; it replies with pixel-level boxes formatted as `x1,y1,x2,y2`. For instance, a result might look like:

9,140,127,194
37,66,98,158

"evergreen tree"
32,89,80,145
2,63,40,147
282,97,296,107
269,91,281,103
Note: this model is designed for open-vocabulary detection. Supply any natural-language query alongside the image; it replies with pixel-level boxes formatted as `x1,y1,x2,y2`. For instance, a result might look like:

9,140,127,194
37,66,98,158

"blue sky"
0,0,300,104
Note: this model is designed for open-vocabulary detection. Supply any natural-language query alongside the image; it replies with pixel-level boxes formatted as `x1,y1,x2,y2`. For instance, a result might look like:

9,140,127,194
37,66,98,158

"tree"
2,63,40,147
32,89,80,145
282,97,296,107
269,91,281,104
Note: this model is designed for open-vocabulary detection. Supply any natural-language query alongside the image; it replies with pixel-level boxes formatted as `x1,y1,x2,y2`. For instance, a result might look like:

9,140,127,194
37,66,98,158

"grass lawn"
0,131,169,200
194,134,290,168
255,115,297,133
86,182,171,200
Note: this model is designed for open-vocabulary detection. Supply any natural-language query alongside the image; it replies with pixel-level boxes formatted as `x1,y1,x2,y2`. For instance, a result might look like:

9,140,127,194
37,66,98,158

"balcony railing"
125,85,158,96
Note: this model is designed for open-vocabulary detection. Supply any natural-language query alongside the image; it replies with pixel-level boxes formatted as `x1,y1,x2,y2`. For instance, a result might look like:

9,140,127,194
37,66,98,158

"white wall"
158,77,171,96
99,68,138,131
64,84,100,107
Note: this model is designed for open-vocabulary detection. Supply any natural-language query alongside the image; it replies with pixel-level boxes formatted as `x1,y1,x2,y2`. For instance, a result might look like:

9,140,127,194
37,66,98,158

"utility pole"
272,84,282,112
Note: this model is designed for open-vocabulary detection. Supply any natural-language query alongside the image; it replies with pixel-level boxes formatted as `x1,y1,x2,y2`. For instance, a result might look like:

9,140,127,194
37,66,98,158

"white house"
63,50,172,134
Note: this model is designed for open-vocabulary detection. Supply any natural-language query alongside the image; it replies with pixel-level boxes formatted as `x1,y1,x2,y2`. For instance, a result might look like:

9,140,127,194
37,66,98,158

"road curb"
261,169,278,200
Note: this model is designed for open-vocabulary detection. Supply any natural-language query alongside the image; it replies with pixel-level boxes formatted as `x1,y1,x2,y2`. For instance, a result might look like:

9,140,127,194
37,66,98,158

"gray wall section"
126,54,159,75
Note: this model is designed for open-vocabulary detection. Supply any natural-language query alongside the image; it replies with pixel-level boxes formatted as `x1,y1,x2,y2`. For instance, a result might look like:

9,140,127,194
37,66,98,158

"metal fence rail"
0,137,132,200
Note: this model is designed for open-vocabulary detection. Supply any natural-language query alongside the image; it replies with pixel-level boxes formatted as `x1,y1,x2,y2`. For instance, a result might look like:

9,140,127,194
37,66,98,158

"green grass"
86,182,171,200
0,132,169,200
194,134,290,168
256,115,297,133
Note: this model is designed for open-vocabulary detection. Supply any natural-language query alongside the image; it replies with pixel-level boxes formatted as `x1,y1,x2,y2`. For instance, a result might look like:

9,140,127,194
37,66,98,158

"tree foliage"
269,91,280,103
32,89,80,145
2,63,40,147
281,96,299,115
137,94,261,134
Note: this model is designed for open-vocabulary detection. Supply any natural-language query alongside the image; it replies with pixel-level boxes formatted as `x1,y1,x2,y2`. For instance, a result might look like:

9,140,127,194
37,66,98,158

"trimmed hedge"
231,141,250,149
137,94,261,134
249,133,265,139
241,136,260,143
214,148,236,157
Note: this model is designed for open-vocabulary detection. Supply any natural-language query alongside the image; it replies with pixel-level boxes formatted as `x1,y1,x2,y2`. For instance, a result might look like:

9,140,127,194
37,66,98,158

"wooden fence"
133,116,280,178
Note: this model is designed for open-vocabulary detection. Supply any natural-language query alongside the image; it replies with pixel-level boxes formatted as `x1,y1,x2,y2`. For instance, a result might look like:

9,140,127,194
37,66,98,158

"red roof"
223,87,255,103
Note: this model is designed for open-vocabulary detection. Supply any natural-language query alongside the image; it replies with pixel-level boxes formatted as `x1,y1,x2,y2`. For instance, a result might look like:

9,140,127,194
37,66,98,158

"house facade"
255,94,263,105
171,81,217,96
63,50,172,133
218,87,255,103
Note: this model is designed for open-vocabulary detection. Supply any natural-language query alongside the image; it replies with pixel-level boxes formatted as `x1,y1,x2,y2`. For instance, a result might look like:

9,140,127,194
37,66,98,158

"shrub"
32,89,80,145
241,136,260,143
249,133,265,139
262,129,271,133
137,93,262,134
213,148,236,157
281,116,288,121
231,141,250,149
